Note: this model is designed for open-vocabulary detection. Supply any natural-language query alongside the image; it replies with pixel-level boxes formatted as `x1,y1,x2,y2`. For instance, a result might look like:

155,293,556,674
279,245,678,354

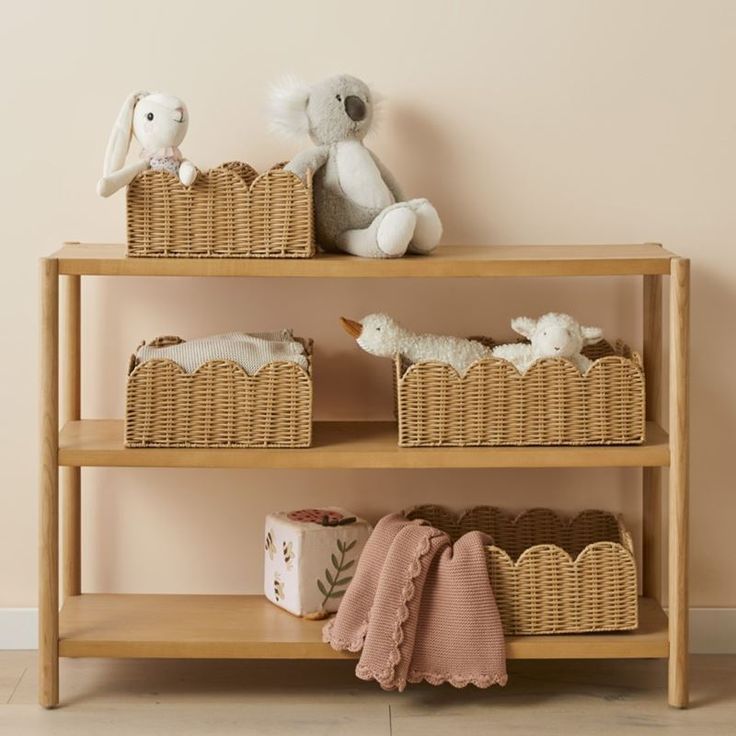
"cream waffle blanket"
135,330,309,375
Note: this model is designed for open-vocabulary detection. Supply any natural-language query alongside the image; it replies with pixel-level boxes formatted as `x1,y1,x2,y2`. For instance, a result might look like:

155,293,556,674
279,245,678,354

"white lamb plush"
341,314,493,374
492,313,603,374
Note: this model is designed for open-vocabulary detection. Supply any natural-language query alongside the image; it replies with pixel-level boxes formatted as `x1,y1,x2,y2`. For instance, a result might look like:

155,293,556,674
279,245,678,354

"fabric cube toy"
264,507,372,618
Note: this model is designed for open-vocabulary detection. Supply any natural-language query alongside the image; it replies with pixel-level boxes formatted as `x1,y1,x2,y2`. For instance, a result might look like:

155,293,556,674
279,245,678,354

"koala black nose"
345,95,366,122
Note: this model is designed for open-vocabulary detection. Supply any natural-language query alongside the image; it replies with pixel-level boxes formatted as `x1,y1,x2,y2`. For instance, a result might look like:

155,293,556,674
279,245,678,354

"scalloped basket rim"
129,162,310,196
403,504,636,566
487,539,636,568
397,349,643,382
128,356,312,382
405,504,623,530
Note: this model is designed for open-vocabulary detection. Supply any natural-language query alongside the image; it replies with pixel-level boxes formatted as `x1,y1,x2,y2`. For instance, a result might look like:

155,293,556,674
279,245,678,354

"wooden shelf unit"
39,243,690,709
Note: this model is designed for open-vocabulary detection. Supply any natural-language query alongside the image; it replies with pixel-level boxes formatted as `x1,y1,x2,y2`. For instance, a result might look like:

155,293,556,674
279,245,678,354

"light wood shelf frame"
38,243,690,709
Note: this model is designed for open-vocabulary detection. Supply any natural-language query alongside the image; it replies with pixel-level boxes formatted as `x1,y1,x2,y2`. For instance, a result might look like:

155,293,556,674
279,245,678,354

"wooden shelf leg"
642,275,662,603
668,258,690,708
39,259,59,708
62,275,81,599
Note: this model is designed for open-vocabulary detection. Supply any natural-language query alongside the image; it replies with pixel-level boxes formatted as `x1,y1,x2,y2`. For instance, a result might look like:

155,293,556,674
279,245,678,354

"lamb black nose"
345,95,366,122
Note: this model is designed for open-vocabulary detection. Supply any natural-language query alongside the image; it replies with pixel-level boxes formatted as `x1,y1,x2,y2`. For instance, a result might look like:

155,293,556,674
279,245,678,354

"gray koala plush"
269,74,442,258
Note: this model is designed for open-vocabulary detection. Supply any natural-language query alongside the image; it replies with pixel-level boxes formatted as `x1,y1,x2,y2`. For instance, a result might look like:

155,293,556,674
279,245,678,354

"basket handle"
128,336,184,372
149,335,185,348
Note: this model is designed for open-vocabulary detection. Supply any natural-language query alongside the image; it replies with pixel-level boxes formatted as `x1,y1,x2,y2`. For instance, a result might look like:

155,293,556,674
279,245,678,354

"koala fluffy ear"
581,325,604,345
511,316,537,340
268,75,311,138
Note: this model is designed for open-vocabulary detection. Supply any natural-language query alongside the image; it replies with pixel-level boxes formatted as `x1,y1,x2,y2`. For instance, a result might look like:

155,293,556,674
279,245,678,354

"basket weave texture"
395,339,645,446
126,162,314,258
125,336,313,448
404,504,638,635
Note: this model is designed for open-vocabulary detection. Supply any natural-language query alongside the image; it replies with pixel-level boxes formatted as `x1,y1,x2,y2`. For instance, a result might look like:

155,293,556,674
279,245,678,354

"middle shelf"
59,419,670,469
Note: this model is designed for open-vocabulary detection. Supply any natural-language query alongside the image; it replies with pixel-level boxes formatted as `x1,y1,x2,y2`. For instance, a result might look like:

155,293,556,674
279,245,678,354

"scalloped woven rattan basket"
404,504,638,635
395,339,645,446
125,336,313,448
126,162,314,258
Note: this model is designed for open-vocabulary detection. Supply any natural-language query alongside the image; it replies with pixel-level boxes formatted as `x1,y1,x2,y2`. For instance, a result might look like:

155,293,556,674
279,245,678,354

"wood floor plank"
3,654,734,733
0,651,31,704
0,703,391,736
390,657,736,735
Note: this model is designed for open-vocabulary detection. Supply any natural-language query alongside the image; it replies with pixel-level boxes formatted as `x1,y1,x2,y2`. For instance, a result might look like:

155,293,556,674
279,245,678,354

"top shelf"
52,243,677,278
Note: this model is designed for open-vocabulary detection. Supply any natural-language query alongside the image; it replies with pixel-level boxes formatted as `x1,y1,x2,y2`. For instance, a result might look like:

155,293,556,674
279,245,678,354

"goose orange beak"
340,317,363,339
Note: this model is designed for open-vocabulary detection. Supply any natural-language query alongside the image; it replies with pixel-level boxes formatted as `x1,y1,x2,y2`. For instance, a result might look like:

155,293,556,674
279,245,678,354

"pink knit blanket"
323,513,507,691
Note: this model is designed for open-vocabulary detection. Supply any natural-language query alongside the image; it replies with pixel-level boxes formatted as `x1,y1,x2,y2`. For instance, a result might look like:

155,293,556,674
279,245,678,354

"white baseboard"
0,607,734,653
0,608,38,649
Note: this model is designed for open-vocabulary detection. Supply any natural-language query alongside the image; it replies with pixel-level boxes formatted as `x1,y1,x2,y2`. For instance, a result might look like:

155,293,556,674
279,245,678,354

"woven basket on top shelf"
404,504,638,635
395,338,645,447
125,336,313,448
126,162,314,258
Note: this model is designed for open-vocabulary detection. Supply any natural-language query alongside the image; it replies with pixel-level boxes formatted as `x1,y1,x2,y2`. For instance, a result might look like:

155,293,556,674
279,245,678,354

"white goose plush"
341,313,492,374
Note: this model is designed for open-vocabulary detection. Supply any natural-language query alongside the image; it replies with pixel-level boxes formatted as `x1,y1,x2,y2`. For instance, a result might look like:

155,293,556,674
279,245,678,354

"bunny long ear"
268,75,311,138
581,325,604,345
511,316,537,339
102,91,147,176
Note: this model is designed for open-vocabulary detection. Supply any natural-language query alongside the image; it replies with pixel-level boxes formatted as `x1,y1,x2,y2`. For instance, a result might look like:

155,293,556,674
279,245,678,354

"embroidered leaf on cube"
315,537,357,609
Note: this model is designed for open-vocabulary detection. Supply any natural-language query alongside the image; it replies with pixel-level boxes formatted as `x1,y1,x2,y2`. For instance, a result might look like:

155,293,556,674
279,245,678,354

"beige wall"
1,0,734,608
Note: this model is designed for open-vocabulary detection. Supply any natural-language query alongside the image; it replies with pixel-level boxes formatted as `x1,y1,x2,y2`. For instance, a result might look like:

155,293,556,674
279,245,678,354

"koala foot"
337,204,416,258
178,161,197,187
407,199,442,254
376,206,416,257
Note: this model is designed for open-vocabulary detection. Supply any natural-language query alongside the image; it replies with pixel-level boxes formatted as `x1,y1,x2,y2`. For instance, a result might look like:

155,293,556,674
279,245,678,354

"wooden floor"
0,652,733,735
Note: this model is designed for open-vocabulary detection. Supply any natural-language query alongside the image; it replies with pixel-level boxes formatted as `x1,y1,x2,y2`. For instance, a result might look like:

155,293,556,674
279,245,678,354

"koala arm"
368,150,405,202
284,146,330,181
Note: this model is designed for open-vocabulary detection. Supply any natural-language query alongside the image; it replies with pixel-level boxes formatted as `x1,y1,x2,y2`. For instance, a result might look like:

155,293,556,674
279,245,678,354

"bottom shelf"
59,594,668,661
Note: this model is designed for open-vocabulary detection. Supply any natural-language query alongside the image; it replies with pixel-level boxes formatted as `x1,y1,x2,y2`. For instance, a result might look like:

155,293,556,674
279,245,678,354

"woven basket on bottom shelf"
126,162,314,258
404,504,638,635
395,339,645,447
125,336,313,448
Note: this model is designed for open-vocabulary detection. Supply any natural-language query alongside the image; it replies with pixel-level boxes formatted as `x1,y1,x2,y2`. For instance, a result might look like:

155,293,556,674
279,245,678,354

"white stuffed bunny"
97,91,197,197
492,313,603,374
